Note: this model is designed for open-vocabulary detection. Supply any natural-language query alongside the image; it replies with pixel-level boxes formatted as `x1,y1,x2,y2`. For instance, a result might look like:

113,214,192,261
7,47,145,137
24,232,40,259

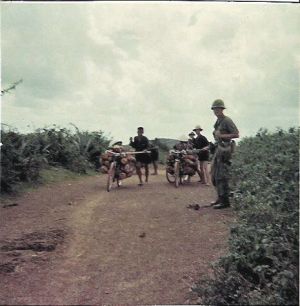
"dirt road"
0,169,234,305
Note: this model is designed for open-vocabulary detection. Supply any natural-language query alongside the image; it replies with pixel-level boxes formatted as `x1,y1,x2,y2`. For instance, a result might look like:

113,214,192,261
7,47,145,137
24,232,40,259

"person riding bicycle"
188,132,196,150
129,127,151,186
110,141,124,153
173,136,188,151
173,136,194,182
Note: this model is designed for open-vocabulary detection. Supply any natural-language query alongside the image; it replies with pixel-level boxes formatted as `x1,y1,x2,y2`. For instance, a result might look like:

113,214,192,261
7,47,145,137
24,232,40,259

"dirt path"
0,169,234,305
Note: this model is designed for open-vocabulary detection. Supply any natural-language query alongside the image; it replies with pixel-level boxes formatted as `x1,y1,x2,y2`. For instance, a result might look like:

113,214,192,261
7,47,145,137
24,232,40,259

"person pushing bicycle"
129,127,151,186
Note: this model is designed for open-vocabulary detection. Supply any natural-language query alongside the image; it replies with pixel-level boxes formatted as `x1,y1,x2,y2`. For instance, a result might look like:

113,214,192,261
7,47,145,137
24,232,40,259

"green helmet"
211,99,226,109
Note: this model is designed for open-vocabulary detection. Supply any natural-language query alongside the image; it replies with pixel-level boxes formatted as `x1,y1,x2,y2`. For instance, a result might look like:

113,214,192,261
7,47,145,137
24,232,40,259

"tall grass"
0,124,111,193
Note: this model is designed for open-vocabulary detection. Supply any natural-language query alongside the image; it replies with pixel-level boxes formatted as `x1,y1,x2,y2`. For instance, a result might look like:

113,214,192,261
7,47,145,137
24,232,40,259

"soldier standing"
210,99,239,209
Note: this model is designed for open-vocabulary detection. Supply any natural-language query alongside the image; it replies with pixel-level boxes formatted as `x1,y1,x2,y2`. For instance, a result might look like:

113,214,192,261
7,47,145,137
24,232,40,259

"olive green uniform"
211,116,239,204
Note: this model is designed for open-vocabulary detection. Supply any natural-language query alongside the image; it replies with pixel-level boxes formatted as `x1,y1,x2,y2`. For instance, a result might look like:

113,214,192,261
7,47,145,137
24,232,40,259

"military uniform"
211,100,239,208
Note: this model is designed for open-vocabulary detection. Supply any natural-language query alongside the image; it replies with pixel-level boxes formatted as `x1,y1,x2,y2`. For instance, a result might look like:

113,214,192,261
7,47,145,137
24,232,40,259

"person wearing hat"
187,132,196,150
112,141,123,146
108,141,124,152
173,136,188,151
129,127,151,186
210,99,239,209
193,125,210,185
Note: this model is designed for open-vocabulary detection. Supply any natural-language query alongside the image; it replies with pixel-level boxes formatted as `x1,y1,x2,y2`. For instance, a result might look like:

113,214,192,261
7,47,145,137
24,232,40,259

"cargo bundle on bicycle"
100,145,151,192
166,149,199,187
100,147,136,180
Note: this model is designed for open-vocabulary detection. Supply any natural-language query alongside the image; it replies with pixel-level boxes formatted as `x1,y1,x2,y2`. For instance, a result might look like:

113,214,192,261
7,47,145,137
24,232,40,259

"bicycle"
166,148,209,188
166,150,192,187
105,150,151,192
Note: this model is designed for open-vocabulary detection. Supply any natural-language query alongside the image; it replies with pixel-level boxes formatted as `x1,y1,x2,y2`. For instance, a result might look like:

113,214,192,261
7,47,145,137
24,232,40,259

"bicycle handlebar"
105,150,151,156
169,147,209,155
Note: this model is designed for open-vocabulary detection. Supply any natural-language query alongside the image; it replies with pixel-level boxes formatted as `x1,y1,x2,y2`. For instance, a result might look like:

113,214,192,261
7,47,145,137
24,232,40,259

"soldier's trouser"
211,155,230,202
215,179,230,202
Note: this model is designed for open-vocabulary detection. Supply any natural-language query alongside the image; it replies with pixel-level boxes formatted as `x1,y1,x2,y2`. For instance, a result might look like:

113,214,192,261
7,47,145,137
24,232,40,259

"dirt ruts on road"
0,170,234,305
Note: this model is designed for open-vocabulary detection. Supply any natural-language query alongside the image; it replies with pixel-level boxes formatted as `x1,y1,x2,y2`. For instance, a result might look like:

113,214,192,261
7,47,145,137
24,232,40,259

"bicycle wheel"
174,160,180,188
166,168,176,183
107,162,116,192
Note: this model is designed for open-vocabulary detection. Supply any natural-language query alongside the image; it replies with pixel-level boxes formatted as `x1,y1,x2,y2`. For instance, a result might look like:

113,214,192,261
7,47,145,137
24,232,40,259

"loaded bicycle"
165,148,209,188
101,149,151,192
165,149,198,187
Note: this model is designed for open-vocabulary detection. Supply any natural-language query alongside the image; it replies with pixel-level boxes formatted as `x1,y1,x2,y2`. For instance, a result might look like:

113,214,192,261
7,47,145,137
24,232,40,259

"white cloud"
1,2,299,144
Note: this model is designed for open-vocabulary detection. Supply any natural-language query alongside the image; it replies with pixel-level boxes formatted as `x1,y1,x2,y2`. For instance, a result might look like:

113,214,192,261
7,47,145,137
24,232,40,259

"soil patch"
0,169,234,304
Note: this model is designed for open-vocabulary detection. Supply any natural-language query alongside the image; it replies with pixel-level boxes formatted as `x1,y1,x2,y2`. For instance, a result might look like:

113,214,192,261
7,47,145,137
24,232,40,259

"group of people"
111,99,239,209
174,125,211,186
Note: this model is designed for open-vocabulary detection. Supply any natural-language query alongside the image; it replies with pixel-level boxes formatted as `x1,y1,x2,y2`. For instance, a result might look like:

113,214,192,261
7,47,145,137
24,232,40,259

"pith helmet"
193,125,203,131
112,141,123,146
211,99,226,109
179,136,188,142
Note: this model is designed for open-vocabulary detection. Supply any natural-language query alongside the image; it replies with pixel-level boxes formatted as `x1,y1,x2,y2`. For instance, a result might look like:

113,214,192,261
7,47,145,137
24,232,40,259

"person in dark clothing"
149,143,159,175
129,127,151,185
193,125,210,185
187,132,196,150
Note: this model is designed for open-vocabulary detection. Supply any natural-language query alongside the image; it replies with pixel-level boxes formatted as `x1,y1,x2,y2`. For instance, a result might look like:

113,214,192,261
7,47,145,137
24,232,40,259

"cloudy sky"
1,2,299,144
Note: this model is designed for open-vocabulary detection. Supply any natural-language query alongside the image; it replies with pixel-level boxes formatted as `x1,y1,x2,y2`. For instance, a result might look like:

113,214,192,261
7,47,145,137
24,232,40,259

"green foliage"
197,127,299,305
1,124,110,193
0,129,46,192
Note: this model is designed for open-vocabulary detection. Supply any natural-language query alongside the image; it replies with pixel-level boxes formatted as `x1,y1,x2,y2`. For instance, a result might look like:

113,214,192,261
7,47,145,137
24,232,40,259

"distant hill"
150,138,178,150
150,138,179,164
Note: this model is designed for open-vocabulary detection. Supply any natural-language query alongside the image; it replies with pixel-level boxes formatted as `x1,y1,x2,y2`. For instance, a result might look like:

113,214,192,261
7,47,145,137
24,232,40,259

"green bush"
196,127,299,305
0,124,111,193
0,129,46,192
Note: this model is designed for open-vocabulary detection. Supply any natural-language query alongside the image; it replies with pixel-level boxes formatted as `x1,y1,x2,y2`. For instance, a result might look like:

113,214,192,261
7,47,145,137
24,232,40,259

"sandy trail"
0,169,233,305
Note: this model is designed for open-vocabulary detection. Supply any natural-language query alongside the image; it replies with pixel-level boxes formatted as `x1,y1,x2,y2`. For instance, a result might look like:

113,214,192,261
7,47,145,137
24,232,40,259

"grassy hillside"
151,138,178,164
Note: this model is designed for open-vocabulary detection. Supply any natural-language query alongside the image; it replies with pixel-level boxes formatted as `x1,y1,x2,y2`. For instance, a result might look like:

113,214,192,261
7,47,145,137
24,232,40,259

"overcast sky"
1,2,299,144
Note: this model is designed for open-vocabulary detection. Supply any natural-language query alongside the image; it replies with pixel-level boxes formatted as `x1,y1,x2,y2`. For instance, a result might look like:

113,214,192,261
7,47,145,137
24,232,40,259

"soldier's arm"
216,131,239,140
216,118,239,140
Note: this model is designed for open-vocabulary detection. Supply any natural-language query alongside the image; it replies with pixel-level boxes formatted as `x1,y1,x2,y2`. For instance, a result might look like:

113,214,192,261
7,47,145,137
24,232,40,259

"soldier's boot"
210,198,221,206
213,196,230,209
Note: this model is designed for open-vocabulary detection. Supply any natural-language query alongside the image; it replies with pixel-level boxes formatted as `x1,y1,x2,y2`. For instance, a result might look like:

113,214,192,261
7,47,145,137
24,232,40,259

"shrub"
0,128,46,192
0,124,111,193
196,127,299,305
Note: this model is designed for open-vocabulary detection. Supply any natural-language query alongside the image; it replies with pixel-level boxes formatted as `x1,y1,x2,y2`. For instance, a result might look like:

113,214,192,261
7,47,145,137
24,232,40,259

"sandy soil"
0,169,234,305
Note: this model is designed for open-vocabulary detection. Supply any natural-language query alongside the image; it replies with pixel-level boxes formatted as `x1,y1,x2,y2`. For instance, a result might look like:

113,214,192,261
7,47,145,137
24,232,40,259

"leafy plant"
0,124,111,193
196,127,299,305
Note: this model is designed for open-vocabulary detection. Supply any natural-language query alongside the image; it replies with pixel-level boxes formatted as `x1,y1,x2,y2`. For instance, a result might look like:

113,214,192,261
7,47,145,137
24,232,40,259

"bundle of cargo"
166,153,175,174
100,148,136,180
99,151,112,174
166,152,198,176
183,154,198,175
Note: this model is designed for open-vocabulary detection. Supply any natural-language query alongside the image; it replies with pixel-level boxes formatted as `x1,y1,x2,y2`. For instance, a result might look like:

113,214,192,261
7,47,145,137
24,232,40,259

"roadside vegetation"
0,124,110,193
195,127,299,305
